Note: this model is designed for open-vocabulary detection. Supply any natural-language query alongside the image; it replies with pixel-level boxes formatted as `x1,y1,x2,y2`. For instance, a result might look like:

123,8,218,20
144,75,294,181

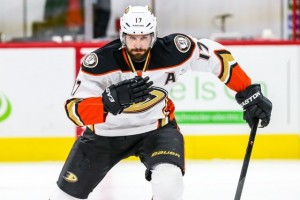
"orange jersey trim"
65,97,105,126
81,69,122,76
226,64,251,92
165,98,175,121
77,97,105,125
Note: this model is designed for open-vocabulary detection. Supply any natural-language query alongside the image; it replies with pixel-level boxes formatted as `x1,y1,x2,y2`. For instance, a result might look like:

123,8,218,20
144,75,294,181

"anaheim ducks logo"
83,53,98,68
63,171,78,183
123,87,167,113
174,35,191,53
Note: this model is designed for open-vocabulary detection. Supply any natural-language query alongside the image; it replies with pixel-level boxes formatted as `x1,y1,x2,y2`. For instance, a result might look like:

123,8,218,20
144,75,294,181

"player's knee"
49,185,82,200
151,163,184,200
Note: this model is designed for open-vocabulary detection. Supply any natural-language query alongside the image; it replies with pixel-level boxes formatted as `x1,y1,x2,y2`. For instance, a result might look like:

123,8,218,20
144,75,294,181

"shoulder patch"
174,35,191,53
83,53,98,68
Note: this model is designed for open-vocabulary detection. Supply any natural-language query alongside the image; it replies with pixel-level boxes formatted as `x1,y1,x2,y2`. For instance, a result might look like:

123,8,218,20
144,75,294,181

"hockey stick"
234,119,259,200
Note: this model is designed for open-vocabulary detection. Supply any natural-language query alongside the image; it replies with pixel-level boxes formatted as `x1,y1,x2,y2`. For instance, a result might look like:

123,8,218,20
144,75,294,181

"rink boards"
0,134,299,161
0,41,299,161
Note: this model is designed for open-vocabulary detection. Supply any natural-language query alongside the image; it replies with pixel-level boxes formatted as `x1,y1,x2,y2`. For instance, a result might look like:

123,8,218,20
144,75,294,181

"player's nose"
133,40,143,48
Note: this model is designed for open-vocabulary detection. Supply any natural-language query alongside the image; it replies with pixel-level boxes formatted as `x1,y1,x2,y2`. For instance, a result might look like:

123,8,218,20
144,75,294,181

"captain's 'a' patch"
174,35,191,53
83,53,98,68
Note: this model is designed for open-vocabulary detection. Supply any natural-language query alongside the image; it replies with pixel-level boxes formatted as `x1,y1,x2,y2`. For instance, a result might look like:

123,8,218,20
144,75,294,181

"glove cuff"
102,85,122,115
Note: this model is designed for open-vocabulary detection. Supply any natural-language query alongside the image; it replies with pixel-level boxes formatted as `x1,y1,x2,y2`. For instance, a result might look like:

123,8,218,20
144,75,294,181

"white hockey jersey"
65,33,251,136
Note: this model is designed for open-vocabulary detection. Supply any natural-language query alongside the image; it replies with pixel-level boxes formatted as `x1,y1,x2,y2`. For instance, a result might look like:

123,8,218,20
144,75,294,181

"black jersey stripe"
81,34,196,75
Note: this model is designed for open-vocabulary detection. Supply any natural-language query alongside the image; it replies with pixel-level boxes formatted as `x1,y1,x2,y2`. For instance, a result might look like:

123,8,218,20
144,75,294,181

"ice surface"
0,160,299,200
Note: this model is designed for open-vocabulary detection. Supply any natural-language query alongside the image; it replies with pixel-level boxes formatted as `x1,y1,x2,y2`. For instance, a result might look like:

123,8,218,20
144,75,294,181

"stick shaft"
234,120,259,200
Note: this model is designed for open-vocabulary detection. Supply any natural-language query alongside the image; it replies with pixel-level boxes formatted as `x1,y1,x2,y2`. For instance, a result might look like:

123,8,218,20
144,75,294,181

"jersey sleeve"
65,97,106,126
188,37,251,92
65,64,109,127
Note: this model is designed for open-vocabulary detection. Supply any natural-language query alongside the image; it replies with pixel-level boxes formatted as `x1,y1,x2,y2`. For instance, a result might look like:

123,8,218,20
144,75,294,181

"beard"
127,48,150,62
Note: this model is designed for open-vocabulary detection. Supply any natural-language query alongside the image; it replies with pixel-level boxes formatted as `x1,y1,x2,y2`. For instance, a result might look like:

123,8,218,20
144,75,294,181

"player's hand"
235,84,272,128
102,76,153,115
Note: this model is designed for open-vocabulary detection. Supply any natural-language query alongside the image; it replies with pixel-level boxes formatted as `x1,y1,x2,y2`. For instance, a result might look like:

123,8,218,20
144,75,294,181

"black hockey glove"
235,84,272,128
102,76,153,115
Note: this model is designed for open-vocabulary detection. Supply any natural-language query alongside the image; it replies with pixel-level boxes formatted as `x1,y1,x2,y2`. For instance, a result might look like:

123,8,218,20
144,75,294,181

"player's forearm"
64,97,106,126
210,43,252,92
222,63,251,92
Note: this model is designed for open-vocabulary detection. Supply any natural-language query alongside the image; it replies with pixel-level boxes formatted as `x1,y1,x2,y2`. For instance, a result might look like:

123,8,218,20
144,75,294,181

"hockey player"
50,5,272,200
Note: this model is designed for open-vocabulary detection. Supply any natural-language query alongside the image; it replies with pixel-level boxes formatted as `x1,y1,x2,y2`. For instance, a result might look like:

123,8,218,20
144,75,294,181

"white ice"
0,160,299,200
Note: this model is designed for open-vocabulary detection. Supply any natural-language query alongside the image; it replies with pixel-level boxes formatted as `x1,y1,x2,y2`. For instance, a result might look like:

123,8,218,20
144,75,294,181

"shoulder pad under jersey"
149,33,195,70
81,39,122,75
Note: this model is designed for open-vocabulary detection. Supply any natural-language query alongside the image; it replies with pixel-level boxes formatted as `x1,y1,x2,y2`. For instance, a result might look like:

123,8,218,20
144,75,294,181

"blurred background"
0,0,300,199
0,0,299,42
